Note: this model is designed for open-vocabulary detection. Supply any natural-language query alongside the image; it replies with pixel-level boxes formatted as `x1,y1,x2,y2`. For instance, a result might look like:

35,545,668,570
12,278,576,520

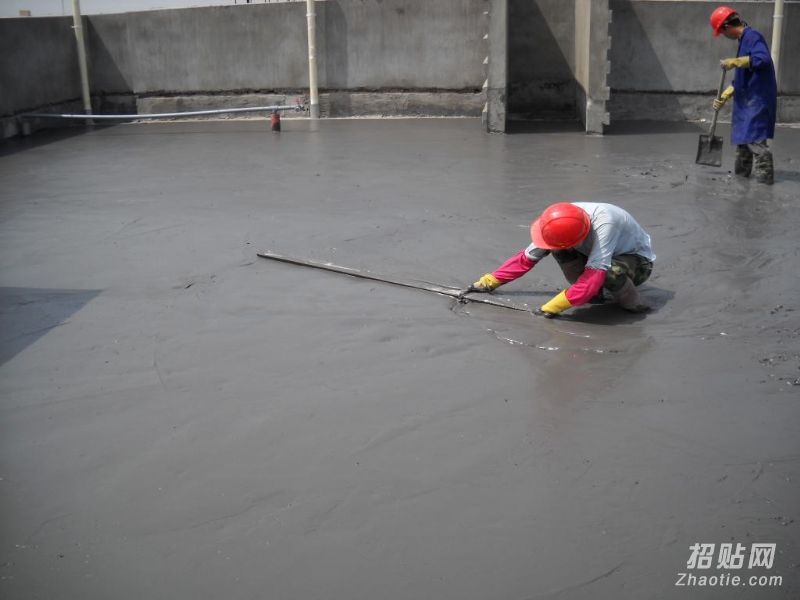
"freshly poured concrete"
1,119,798,599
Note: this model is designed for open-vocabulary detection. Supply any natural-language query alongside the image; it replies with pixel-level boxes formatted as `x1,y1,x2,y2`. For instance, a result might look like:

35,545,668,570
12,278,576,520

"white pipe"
306,0,320,119
71,0,93,124
23,105,304,120
771,0,785,86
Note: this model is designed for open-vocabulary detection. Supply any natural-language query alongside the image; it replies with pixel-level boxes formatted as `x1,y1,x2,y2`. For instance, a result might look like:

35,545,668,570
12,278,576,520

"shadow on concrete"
0,125,114,158
608,0,685,121
774,169,800,184
0,287,101,367
489,285,673,325
506,120,583,134
605,120,707,136
322,2,349,117
86,17,136,115
508,0,576,122
560,285,674,325
499,290,563,298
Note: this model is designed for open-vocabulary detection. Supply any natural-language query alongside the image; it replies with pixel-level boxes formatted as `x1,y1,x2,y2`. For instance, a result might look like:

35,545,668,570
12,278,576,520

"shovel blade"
696,134,724,166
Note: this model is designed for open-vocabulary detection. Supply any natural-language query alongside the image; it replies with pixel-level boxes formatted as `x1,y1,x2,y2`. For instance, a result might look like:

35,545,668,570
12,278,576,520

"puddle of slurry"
488,328,623,355
454,299,645,356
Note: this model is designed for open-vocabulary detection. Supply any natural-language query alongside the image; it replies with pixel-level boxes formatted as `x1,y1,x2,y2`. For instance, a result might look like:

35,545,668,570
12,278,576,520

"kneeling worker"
468,202,655,318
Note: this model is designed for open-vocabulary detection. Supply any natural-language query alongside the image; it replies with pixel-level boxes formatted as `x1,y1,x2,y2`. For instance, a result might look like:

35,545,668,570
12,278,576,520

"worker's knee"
604,263,630,293
604,255,653,292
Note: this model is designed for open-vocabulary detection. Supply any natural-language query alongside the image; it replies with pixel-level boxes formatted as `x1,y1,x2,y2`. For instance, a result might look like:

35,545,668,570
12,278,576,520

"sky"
1,0,779,18
0,0,301,18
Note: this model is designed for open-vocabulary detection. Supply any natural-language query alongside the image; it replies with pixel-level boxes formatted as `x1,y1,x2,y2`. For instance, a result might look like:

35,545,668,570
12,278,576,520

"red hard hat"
530,203,591,250
710,6,737,37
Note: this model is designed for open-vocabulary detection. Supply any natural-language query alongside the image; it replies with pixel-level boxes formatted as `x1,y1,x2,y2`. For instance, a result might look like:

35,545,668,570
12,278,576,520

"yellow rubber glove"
720,56,750,71
470,273,501,292
538,290,572,317
713,85,735,111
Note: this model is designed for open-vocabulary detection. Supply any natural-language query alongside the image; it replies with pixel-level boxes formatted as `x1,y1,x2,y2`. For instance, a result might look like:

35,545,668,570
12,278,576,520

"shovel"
696,67,727,167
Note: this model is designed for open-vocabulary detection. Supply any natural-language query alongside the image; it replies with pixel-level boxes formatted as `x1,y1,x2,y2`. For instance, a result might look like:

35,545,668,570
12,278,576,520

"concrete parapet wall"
1,0,486,134
318,0,486,90
88,0,486,95
0,17,80,117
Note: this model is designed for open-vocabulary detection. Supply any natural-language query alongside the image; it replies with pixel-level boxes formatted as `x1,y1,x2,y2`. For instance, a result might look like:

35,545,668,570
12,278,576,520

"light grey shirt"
524,202,655,270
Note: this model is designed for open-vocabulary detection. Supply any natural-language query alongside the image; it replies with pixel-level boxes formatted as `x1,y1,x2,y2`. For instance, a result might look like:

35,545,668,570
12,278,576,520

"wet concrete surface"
1,119,798,599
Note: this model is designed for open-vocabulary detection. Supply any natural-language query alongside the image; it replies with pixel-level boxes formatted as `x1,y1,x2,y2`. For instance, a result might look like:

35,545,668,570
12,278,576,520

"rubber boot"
754,152,774,185
610,277,650,313
734,145,753,177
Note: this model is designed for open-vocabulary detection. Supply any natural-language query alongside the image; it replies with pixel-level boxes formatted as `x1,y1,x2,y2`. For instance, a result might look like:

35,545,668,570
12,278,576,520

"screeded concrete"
1,119,798,599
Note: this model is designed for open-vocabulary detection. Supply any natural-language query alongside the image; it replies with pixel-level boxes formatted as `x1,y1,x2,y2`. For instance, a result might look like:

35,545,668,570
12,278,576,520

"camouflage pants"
553,250,653,293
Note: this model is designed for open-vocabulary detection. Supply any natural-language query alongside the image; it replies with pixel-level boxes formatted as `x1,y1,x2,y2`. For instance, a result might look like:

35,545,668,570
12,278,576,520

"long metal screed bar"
257,251,539,313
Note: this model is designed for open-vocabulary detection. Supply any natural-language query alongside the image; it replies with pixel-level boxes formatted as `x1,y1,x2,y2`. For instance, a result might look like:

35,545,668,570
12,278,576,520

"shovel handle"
709,66,727,138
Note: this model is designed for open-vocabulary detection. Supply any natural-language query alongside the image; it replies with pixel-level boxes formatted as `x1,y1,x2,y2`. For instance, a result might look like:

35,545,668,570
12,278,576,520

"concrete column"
306,0,320,119
71,0,93,121
574,0,610,134
484,0,507,133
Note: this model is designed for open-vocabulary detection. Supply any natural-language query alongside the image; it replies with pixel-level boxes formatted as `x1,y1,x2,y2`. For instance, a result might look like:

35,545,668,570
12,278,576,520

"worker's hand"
468,273,501,293
720,56,750,71
538,290,572,317
713,85,735,111
712,85,733,111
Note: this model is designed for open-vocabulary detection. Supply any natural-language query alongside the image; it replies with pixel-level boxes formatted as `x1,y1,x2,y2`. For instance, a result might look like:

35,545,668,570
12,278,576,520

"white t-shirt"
524,202,655,270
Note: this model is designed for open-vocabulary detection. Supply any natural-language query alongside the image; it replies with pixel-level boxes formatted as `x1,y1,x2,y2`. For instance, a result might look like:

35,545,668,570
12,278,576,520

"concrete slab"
1,119,798,599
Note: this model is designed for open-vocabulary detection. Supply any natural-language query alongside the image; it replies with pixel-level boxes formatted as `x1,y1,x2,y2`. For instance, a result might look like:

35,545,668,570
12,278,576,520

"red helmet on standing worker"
710,6,737,37
530,203,591,249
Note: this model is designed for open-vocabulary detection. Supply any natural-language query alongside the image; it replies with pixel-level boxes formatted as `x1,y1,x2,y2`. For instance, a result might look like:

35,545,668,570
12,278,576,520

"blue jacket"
731,27,777,145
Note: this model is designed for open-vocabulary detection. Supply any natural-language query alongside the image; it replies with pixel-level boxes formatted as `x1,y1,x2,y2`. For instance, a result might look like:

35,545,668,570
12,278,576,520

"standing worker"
468,202,655,318
710,6,777,185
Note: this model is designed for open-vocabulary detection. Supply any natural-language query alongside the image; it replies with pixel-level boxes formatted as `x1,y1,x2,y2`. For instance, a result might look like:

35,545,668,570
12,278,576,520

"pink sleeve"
492,250,538,283
565,268,606,306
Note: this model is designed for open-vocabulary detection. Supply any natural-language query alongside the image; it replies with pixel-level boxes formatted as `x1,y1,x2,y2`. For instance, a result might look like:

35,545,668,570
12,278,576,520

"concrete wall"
320,0,486,90
0,17,81,116
87,1,486,94
609,0,800,122
1,0,487,133
507,0,576,120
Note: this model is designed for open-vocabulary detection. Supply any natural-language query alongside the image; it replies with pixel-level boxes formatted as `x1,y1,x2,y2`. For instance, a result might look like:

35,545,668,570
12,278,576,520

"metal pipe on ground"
22,104,305,121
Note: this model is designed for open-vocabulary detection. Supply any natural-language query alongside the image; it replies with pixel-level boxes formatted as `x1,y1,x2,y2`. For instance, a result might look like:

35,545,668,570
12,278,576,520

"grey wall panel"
0,17,80,116
508,0,576,118
86,1,485,95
